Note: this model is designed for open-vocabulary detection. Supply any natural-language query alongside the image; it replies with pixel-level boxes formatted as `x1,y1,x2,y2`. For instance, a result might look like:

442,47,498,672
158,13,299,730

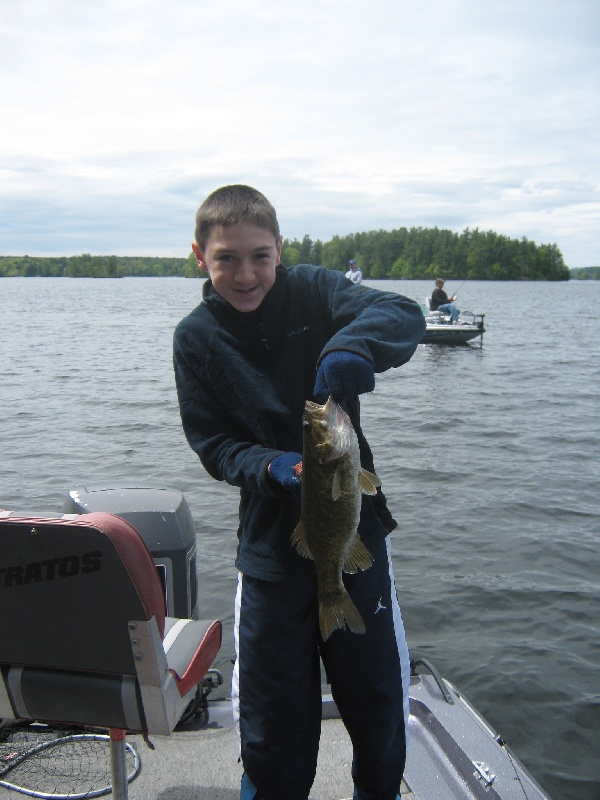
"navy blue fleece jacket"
173,264,425,580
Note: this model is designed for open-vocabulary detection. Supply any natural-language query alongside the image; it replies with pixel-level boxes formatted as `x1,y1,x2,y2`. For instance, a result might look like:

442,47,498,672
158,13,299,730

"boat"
0,487,552,800
106,655,552,800
420,299,485,345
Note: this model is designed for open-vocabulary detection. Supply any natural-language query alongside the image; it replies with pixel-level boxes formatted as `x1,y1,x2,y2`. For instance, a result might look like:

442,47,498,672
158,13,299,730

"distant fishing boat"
420,298,485,345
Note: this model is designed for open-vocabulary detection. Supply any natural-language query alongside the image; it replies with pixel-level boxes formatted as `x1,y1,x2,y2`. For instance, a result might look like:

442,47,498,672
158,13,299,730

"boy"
173,185,426,800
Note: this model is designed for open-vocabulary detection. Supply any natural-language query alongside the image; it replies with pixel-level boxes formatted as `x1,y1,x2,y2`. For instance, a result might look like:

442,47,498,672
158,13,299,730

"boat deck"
121,672,551,800
0,675,551,800
126,712,374,800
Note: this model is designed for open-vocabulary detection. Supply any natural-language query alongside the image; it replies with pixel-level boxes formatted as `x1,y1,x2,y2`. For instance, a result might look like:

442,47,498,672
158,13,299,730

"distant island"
0,226,574,280
570,266,600,280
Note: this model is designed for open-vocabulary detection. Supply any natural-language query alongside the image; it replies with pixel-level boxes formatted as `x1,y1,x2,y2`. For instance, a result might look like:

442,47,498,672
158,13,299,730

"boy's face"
193,223,281,313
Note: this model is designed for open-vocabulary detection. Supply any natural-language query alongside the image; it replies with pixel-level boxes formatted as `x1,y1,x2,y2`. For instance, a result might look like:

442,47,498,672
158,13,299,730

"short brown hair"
194,185,280,249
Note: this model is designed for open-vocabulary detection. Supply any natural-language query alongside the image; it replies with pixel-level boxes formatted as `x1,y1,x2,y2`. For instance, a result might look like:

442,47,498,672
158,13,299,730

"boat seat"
424,297,443,320
0,511,222,799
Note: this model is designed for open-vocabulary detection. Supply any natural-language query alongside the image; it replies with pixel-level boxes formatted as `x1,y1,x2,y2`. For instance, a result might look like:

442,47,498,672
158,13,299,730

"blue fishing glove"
268,452,302,493
313,351,375,403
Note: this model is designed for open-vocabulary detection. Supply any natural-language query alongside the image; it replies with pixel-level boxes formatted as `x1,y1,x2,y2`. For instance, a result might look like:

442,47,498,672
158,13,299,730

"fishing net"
0,721,141,799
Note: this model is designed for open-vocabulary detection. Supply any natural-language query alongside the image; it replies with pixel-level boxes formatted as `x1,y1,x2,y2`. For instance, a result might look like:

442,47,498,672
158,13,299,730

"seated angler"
430,278,460,323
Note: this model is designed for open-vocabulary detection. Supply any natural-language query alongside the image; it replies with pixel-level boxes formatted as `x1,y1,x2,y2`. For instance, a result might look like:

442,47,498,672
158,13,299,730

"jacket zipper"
258,322,271,351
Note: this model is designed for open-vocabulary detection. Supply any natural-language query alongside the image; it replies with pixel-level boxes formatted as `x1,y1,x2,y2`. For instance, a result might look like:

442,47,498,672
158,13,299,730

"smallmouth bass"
291,396,380,640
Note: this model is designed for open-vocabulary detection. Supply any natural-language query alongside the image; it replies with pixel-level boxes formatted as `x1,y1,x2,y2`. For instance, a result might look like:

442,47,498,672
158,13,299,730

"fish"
291,396,381,640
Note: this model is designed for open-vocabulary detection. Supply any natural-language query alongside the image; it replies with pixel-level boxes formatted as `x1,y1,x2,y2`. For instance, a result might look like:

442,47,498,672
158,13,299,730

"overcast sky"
1,0,598,267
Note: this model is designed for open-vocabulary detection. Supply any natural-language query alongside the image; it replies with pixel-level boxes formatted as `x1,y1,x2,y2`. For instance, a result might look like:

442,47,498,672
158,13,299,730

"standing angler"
173,184,426,800
292,396,380,640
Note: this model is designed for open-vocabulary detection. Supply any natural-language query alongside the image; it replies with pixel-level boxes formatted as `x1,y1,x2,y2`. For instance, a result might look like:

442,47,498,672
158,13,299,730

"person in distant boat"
430,278,460,323
345,258,363,284
173,185,425,800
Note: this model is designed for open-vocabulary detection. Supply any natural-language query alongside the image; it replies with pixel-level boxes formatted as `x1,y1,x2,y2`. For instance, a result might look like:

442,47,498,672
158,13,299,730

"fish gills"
291,396,381,640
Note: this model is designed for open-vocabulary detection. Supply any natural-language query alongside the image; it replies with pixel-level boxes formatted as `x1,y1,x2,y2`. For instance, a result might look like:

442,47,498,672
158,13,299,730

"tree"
0,226,570,280
183,253,201,277
282,243,301,266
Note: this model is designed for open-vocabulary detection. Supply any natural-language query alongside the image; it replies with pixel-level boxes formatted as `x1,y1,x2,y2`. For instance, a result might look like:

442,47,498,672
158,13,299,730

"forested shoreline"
0,226,583,280
569,266,600,280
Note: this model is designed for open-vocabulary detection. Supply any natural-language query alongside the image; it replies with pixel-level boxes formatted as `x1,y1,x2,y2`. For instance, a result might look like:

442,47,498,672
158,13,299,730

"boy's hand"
268,452,302,493
313,351,375,403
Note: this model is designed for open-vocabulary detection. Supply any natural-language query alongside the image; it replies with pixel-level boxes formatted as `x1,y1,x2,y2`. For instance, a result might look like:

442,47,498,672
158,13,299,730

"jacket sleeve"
173,321,285,497
314,268,426,370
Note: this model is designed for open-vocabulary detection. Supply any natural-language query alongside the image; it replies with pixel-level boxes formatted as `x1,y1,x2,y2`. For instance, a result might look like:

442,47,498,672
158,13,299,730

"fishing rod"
450,279,467,299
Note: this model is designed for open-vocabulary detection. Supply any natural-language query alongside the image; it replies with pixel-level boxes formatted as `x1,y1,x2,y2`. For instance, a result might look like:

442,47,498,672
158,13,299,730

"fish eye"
303,420,311,430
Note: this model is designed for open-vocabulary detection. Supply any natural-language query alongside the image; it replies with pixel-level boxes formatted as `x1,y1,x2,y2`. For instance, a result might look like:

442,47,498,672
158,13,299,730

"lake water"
1,276,599,800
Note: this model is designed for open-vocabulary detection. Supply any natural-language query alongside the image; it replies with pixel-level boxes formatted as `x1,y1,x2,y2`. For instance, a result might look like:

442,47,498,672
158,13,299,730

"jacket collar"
202,266,290,353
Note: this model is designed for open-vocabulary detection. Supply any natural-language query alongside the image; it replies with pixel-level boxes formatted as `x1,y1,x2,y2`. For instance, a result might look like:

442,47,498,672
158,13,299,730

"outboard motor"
63,486,198,620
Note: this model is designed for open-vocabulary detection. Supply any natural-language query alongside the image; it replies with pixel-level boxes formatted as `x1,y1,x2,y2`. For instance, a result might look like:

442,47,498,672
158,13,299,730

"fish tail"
319,590,366,641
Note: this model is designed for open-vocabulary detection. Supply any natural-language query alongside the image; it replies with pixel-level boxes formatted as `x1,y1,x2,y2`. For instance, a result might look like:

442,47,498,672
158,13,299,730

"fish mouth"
305,396,341,424
305,400,322,412
305,395,348,419
304,396,352,462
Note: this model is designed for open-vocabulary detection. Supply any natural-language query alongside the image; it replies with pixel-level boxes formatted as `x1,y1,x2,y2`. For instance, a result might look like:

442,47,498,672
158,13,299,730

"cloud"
0,0,598,266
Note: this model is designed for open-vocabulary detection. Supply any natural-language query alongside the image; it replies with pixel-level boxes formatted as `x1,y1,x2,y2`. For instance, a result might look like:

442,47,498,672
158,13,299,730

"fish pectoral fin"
342,535,374,574
331,467,342,501
358,468,381,496
291,521,313,559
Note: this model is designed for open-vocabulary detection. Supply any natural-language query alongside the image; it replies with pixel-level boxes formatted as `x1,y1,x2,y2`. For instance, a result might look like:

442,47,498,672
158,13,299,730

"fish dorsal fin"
343,535,373,574
331,466,342,501
358,468,381,496
291,521,313,560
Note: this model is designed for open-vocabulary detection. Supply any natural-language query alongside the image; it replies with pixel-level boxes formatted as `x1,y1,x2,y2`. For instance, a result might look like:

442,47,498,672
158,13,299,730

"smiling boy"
191,222,280,313
173,185,426,800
